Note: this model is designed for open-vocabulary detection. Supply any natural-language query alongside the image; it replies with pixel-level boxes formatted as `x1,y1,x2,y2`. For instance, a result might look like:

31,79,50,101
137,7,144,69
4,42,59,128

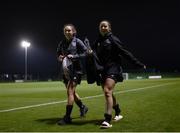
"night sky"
0,1,179,77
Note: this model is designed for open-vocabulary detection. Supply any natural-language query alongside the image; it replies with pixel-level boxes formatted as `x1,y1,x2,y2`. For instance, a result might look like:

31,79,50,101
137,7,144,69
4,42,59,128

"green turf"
0,78,180,132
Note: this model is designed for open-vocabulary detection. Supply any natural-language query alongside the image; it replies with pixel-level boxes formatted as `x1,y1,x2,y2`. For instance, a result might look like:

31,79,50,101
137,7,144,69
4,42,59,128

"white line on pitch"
0,83,175,113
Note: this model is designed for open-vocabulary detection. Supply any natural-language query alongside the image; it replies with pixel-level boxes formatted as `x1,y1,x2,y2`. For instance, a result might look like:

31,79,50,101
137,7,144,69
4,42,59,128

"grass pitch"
0,78,180,132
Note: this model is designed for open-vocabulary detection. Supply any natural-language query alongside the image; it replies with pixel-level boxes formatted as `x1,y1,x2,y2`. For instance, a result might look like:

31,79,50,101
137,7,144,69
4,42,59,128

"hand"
58,55,64,62
88,49,93,54
143,65,146,69
87,49,93,56
67,54,74,59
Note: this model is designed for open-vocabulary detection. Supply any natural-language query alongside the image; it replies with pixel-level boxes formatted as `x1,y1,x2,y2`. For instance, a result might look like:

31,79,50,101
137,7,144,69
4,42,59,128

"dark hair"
63,23,77,35
99,20,112,31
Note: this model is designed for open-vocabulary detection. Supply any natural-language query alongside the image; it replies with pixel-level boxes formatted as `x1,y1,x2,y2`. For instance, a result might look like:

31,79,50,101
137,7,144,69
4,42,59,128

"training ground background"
0,78,180,132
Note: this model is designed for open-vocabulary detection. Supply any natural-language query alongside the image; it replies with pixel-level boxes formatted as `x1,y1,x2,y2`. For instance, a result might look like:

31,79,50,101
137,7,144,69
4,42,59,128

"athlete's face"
99,21,111,36
64,26,74,40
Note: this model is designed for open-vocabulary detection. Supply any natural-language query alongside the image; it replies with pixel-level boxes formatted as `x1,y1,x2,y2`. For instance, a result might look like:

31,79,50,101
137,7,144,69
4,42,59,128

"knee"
104,89,112,98
105,78,115,88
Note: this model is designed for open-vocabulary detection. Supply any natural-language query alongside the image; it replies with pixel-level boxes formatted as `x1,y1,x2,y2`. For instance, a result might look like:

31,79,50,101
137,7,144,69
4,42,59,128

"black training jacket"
57,36,87,74
92,32,144,68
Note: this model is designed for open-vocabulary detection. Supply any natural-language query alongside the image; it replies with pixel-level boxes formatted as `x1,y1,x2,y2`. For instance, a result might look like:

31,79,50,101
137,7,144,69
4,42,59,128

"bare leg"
67,81,76,105
58,81,76,125
112,94,117,106
103,78,115,115
74,89,88,117
112,93,121,116
66,83,81,105
74,92,81,101
100,78,116,128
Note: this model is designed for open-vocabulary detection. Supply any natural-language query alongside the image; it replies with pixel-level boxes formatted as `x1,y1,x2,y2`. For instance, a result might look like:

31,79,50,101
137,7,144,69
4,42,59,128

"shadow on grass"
36,116,103,126
36,117,60,125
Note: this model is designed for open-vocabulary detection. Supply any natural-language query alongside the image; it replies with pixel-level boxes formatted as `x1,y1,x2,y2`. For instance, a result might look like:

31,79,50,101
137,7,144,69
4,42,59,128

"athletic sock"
104,113,112,123
65,105,73,117
113,104,121,116
75,100,84,109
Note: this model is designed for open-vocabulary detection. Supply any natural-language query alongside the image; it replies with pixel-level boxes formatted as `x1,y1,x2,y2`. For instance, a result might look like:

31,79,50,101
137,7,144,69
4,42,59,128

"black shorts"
63,73,82,86
101,64,123,83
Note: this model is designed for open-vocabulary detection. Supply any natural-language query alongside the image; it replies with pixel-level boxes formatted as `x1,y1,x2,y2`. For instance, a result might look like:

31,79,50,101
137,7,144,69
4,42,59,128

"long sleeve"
73,39,87,59
111,35,144,68
56,41,63,57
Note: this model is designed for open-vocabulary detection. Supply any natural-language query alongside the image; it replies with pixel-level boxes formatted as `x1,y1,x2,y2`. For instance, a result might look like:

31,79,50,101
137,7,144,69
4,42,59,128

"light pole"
21,40,31,81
